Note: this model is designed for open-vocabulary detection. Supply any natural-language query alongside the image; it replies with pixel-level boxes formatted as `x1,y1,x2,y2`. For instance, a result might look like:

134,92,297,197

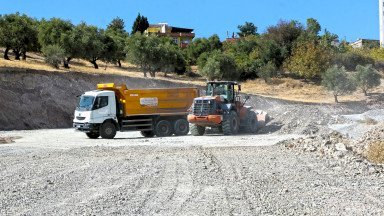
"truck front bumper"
187,114,222,126
73,122,98,132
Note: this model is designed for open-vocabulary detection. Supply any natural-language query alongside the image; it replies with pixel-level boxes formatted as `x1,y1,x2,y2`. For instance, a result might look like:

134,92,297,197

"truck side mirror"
238,85,241,91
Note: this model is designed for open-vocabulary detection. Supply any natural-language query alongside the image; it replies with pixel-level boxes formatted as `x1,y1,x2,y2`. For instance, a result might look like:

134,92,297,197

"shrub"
333,51,374,71
42,45,65,68
365,141,384,164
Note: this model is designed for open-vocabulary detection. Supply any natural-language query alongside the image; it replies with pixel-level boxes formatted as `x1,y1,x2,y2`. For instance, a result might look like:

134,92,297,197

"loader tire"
190,124,205,136
140,131,155,138
155,120,172,137
100,121,117,139
173,119,189,136
222,111,239,135
243,111,257,133
86,132,99,139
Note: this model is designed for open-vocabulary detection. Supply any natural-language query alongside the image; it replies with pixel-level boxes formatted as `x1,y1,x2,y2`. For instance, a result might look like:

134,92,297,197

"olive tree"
354,64,381,96
322,65,356,103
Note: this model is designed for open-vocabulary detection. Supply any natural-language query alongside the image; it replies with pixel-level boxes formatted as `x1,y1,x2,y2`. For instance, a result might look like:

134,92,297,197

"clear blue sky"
0,0,379,42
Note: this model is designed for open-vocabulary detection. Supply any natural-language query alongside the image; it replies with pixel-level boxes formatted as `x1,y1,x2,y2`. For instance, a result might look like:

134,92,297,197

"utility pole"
380,0,384,47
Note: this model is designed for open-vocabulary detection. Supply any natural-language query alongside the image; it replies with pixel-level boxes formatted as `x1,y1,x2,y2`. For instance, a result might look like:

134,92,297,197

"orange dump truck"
73,83,198,139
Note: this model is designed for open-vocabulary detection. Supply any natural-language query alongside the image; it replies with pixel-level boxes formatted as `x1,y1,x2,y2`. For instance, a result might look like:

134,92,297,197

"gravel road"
1,129,383,215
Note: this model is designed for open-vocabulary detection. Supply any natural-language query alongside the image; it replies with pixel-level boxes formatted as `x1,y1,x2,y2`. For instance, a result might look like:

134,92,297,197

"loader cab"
206,81,241,103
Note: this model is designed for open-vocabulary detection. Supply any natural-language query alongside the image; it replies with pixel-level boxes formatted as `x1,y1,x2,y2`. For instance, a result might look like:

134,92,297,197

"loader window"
77,96,95,111
93,96,109,110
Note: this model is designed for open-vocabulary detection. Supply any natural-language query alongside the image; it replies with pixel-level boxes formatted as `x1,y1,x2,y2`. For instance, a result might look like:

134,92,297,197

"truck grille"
193,100,215,116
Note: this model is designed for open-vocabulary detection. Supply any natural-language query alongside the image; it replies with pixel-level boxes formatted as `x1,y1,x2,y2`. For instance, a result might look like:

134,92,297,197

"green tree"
74,23,105,69
354,64,381,96
126,34,172,77
237,22,258,37
185,34,222,65
265,20,304,63
106,17,129,67
258,61,277,83
38,18,74,68
0,13,39,60
131,13,149,34
306,18,321,36
160,40,186,76
322,65,356,103
107,17,125,32
199,51,238,81
286,41,331,79
42,44,65,68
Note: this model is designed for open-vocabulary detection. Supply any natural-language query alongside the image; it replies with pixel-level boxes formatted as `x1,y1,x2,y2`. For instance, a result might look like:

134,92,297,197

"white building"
380,0,384,47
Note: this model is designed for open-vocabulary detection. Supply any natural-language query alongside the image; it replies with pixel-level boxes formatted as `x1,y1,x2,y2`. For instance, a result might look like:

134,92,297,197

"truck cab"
73,90,119,138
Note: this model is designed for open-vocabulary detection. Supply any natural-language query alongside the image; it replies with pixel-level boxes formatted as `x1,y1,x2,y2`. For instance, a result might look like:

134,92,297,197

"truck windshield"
77,95,95,111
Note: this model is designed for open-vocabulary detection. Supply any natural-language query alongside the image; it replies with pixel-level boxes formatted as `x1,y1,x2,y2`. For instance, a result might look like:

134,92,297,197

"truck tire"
173,119,189,136
100,121,117,139
190,124,205,136
222,111,239,135
155,120,172,137
86,132,99,139
140,131,155,138
243,111,257,133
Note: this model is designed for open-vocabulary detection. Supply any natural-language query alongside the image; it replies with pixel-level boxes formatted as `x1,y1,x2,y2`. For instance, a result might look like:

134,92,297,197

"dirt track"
0,129,383,215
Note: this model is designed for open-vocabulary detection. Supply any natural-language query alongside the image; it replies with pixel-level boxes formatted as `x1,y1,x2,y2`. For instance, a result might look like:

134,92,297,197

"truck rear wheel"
222,111,239,135
155,120,172,137
86,132,99,139
141,131,155,138
173,119,189,136
190,124,205,136
100,121,117,139
243,111,257,133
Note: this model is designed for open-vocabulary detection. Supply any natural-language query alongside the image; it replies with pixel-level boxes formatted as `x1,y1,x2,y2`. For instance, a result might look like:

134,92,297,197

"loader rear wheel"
86,132,99,139
155,120,172,137
173,119,189,136
190,124,205,136
222,111,239,135
100,121,117,139
140,131,155,138
243,111,257,133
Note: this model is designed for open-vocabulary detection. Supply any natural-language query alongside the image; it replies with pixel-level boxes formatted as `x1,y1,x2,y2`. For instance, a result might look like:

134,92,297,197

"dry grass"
242,78,384,104
365,141,384,164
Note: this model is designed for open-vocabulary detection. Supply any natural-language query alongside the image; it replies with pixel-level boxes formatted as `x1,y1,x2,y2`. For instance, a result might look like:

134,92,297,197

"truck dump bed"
98,83,198,116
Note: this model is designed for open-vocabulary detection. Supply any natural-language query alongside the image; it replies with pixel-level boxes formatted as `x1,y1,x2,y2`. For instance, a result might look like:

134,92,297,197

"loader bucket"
255,110,269,130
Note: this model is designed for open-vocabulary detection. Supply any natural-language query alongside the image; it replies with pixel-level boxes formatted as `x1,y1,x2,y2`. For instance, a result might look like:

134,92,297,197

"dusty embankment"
0,68,194,130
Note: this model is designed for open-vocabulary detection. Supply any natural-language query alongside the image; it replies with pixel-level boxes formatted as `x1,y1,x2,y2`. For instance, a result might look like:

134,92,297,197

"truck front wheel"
86,132,100,139
155,120,172,137
100,121,117,139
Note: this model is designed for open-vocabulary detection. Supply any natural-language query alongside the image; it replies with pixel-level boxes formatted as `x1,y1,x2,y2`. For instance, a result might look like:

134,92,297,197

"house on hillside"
145,23,195,48
350,39,380,49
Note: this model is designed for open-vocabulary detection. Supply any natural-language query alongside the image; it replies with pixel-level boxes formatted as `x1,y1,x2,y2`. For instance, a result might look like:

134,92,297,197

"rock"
335,143,347,152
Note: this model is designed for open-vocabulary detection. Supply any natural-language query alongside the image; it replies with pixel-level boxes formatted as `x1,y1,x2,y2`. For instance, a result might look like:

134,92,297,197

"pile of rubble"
281,122,384,173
